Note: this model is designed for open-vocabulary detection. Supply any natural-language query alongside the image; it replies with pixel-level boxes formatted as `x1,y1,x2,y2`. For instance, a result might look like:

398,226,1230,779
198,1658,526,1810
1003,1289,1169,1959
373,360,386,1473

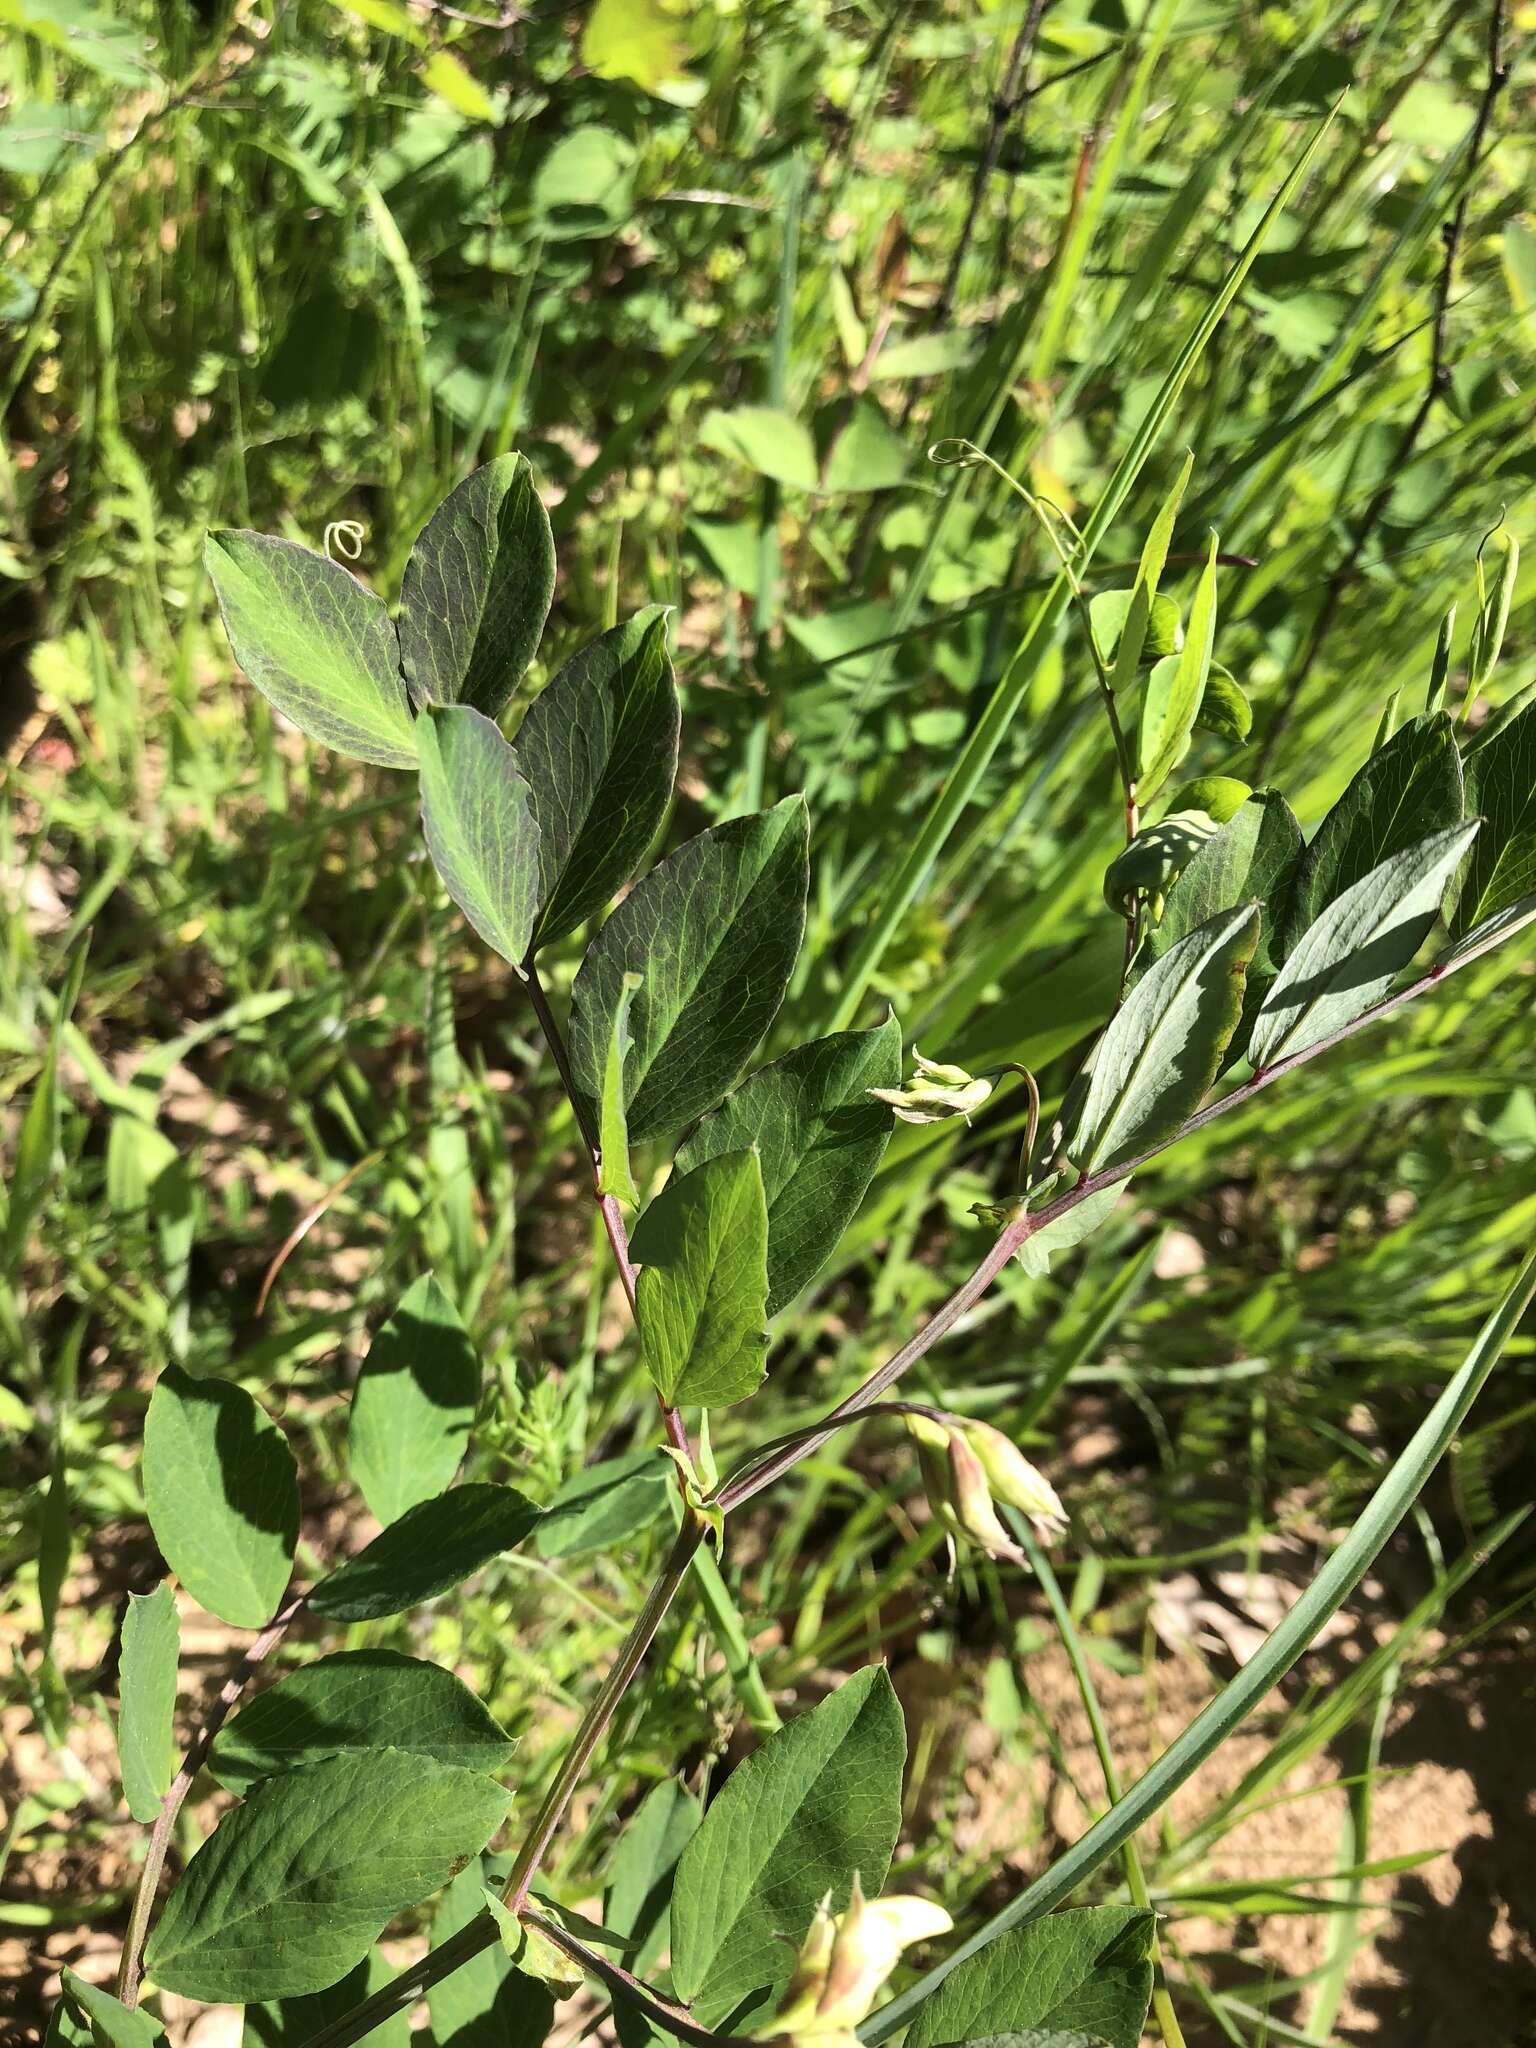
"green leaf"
0,100,102,177
604,1778,702,1975
204,532,415,769
145,1747,511,2002
348,1275,482,1526
484,1892,582,1996
1137,531,1218,797
143,1367,299,1630
903,1909,1155,2048
581,0,690,93
45,1989,94,2048
0,0,157,85
1143,791,1303,973
670,1665,906,2026
309,1483,542,1622
1015,1180,1127,1279
398,455,555,721
1279,714,1464,956
516,609,680,950
1090,590,1181,678
960,2035,1108,2048
824,401,911,494
1439,889,1536,972
699,407,819,491
118,1582,179,1822
869,329,978,380
427,1857,554,2048
596,971,644,1206
1194,664,1251,742
569,798,810,1144
1455,704,1536,937
57,1973,166,2048
421,49,498,124
1249,822,1478,1069
534,125,636,238
242,1950,410,2048
534,1451,671,1561
209,1649,513,1794
1069,906,1258,1176
631,1149,771,1409
418,705,542,971
673,1017,901,1314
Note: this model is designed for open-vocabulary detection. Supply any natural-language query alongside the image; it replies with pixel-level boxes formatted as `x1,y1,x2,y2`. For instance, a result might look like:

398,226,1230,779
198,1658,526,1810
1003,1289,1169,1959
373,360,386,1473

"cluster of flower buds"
868,1050,993,1126
755,1876,953,2048
904,1411,1067,1563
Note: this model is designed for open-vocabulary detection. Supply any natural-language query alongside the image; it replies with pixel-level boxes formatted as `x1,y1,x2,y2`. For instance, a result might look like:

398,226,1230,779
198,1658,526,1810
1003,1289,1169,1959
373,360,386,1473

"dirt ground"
898,1613,1536,2044
5,1571,1534,2046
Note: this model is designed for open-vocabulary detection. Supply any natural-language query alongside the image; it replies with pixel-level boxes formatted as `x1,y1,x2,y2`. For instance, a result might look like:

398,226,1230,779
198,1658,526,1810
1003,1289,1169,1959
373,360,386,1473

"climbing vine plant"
52,433,1536,2048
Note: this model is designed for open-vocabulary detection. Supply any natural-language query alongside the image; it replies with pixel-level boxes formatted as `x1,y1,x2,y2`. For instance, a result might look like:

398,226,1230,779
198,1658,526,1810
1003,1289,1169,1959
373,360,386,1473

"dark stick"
935,0,1051,328
1255,0,1509,776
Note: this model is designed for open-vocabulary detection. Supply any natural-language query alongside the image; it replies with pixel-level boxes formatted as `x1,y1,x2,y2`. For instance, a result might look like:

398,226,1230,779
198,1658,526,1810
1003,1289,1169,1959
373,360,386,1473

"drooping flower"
758,1876,953,2048
868,1051,993,1126
903,1411,1066,1563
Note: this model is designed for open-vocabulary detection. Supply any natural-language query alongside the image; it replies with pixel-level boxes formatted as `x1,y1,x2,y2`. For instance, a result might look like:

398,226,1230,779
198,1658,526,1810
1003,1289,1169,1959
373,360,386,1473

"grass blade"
826,110,1338,1031
863,1239,1536,2041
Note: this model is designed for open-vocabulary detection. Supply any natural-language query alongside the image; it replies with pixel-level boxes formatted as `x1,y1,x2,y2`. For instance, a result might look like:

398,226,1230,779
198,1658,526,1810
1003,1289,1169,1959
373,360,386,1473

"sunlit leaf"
631,1149,770,1408
671,1666,905,2025
143,1367,299,1630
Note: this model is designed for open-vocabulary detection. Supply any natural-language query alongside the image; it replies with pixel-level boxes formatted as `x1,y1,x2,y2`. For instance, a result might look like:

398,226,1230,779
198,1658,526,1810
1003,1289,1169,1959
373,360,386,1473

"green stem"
1021,1528,1188,2048
503,1520,703,1911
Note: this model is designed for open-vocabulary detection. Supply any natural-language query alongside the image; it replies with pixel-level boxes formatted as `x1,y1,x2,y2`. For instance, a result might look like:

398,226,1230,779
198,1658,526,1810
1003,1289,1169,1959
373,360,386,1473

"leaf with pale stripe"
1250,822,1478,1068
516,609,680,950
418,706,542,970
118,1582,179,1822
206,533,415,768
1279,714,1463,956
569,798,809,1143
398,454,555,720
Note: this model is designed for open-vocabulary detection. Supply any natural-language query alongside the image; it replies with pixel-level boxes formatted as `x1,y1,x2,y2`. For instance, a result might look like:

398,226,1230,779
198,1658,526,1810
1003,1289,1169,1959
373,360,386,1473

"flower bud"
772,1894,838,2034
869,1050,994,1126
946,1429,1024,1565
903,1412,1066,1561
963,1419,1068,1543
